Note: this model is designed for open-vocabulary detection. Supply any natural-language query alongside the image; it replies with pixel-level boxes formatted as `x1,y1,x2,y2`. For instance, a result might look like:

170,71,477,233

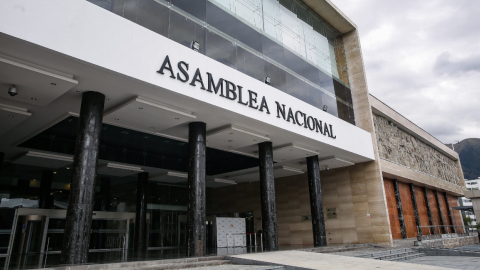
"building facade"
0,0,466,268
463,178,480,230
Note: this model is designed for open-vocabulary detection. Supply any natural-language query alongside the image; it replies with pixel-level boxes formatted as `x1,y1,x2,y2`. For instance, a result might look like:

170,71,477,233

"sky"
331,0,480,144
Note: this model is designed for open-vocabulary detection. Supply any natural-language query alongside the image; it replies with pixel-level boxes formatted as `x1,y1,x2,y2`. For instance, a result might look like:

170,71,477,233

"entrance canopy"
0,1,374,184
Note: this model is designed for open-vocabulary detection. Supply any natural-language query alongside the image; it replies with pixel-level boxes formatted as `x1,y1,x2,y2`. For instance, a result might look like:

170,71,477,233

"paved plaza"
406,256,480,270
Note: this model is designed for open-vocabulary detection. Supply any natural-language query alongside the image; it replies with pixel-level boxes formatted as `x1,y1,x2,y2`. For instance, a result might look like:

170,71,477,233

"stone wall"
373,114,461,186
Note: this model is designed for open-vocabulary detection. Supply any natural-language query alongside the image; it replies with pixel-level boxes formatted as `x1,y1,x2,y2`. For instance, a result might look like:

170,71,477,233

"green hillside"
449,138,480,180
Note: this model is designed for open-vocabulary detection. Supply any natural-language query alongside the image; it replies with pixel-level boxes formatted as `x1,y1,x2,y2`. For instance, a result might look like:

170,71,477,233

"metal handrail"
226,233,263,250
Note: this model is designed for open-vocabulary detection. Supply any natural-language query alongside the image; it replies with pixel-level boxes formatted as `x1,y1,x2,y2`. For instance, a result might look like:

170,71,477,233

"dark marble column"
134,172,149,259
444,192,455,233
306,155,327,247
258,141,278,251
186,122,206,257
393,179,407,239
60,91,105,265
435,190,446,234
39,170,54,209
423,187,435,234
409,183,422,237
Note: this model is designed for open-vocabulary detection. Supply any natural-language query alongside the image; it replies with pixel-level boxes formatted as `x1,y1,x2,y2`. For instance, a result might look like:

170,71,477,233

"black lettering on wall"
307,116,315,131
177,61,189,82
207,73,225,97
259,97,270,114
225,80,237,101
190,68,206,90
157,55,176,79
329,124,336,139
248,90,259,109
276,102,286,119
295,111,304,126
286,108,296,124
238,86,249,105
314,119,323,134
323,122,331,137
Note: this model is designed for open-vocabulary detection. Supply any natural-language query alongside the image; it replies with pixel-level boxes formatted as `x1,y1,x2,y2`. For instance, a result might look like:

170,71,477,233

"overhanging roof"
302,0,357,34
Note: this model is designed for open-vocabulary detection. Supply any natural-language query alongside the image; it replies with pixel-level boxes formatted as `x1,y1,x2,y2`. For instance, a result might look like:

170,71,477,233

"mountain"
448,138,480,180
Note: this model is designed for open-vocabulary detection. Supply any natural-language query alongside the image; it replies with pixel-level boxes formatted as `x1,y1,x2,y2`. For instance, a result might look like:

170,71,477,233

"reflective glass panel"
169,11,206,54
206,30,236,68
236,46,265,82
172,0,207,21
137,0,170,37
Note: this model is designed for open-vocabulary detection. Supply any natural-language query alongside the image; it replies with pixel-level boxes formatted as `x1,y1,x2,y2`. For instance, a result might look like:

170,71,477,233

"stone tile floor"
405,256,480,270
456,244,480,251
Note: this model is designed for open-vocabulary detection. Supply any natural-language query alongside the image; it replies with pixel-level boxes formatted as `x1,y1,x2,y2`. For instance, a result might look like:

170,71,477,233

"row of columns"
35,91,328,264
393,179,457,239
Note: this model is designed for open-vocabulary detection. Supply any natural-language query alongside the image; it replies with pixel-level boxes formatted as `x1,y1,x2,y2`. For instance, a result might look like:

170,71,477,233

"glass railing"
86,0,355,124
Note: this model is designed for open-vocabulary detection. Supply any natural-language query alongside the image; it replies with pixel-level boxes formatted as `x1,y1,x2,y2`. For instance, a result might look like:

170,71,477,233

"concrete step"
44,256,229,270
183,265,285,270
358,248,413,258
388,253,425,261
371,251,418,260
121,259,232,270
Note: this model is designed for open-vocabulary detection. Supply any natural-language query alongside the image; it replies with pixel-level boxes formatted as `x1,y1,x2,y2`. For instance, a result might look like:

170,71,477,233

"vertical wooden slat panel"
414,186,431,235
448,195,464,233
383,178,401,239
427,189,441,234
437,192,452,232
398,182,417,238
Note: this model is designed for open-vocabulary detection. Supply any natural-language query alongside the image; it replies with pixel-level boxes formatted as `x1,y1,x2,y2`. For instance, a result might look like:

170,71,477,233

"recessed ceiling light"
175,117,179,120
76,90,82,93
53,172,57,174
115,118,120,121
8,115,14,118
33,179,36,181
105,97,110,101
50,83,57,86
31,98,37,101
66,167,70,170
139,107,143,110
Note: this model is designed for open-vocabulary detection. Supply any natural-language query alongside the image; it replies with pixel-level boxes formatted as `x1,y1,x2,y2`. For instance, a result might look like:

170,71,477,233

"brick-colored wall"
414,186,431,235
398,181,417,238
383,178,401,239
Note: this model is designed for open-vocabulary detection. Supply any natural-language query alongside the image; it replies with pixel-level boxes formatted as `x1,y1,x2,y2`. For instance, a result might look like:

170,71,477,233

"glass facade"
87,0,355,125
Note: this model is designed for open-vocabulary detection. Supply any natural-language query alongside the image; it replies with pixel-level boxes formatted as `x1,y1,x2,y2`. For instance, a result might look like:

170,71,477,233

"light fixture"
8,115,14,118
175,117,179,120
191,40,200,52
115,118,120,121
323,105,328,112
31,98,37,101
228,140,233,142
53,172,57,174
8,84,18,97
76,90,82,93
50,83,57,86
325,165,329,171
139,107,143,110
66,167,70,170
264,76,271,85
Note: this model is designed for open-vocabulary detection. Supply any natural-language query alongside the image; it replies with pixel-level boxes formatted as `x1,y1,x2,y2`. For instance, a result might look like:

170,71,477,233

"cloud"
433,52,480,76
332,0,480,144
